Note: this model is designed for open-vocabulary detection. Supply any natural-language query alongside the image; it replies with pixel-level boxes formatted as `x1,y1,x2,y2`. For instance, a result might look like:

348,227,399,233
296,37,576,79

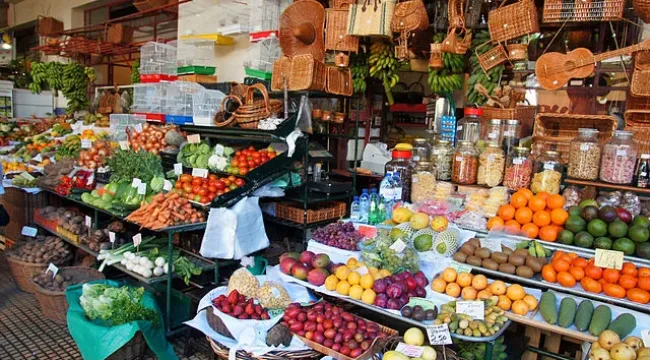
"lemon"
325,275,339,291
360,273,374,290
347,271,361,286
349,285,364,300
336,280,351,296
347,257,358,267
335,266,350,281
361,289,376,305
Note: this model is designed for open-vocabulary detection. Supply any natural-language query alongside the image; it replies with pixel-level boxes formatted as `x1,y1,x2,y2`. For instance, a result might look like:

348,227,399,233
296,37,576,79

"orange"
471,274,488,290
639,267,650,277
518,188,534,201
506,284,526,301
618,274,638,290
581,277,602,293
542,264,557,283
498,204,516,221
569,266,585,281
550,208,569,226
521,223,539,239
488,280,507,295
487,216,505,230
552,259,571,273
627,288,650,304
497,295,512,311
532,210,551,227
456,272,473,288
445,282,461,297
528,196,547,212
515,207,533,225
536,191,551,201
510,192,529,209
461,286,478,300
566,252,579,261
603,283,626,298
546,194,565,210
504,220,521,231
477,289,493,300
431,278,447,293
511,300,530,315
572,258,588,269
622,262,638,277
603,268,620,284
639,276,650,291
538,225,558,242
552,250,566,262
585,265,603,280
523,294,538,310
442,268,458,283
557,271,577,288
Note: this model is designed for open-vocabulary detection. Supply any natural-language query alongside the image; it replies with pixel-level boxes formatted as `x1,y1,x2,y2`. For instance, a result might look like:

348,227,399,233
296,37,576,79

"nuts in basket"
227,268,260,299
257,281,291,309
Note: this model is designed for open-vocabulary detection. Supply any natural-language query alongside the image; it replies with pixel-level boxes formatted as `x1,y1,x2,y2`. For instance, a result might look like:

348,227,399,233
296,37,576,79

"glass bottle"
502,119,520,155
411,161,435,203
430,139,454,181
452,141,479,184
503,146,533,191
385,146,413,202
412,138,430,163
484,119,503,144
456,108,482,144
600,130,637,184
636,154,650,188
477,142,505,187
567,128,601,180
531,150,563,194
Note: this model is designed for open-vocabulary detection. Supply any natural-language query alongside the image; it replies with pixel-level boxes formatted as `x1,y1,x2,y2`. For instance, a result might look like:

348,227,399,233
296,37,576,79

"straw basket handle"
221,94,242,113
244,83,271,113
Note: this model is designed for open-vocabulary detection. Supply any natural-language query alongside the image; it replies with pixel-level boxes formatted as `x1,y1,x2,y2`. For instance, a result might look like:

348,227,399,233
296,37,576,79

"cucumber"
539,292,558,325
607,313,636,338
574,300,594,331
558,297,577,328
588,305,612,336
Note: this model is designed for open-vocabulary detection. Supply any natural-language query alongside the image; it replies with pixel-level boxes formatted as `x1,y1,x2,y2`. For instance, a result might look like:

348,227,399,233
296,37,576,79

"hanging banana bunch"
62,62,92,114
369,41,400,105
28,62,46,94
467,30,504,105
428,33,465,95
350,51,369,94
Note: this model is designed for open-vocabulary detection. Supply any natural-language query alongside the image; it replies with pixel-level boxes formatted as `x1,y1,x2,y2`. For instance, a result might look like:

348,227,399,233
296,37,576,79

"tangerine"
461,286,478,300
518,188,534,201
581,277,603,293
456,272,473,287
546,194,565,210
627,288,650,304
569,266,585,281
442,268,458,283
510,192,529,209
552,250,566,262
550,208,569,226
602,268,620,284
528,196,547,212
542,264,557,282
538,225,558,242
523,294,539,311
521,223,539,239
445,282,461,297
536,191,551,201
557,271,577,288
639,267,650,277
603,283,626,298
511,300,530,316
506,284,526,301
572,258,588,268
533,210,552,227
487,216,505,230
618,274,638,290
498,204,516,221
477,289,493,299
515,207,534,225
504,220,521,231
552,259,571,273
639,276,650,291
497,295,512,311
622,262,638,277
471,274,488,290
489,280,507,295
585,265,603,280
431,278,447,293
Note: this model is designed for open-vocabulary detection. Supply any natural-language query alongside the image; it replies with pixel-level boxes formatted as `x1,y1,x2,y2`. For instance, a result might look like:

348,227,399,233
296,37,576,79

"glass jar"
600,130,637,184
502,119,520,155
567,128,601,180
385,147,413,202
412,138,430,163
411,161,436,203
477,142,506,187
452,141,479,184
484,119,503,144
430,139,454,181
503,146,533,191
456,108,482,144
531,151,563,194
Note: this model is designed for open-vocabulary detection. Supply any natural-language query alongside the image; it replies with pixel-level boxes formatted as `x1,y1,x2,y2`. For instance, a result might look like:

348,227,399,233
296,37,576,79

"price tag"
480,238,502,253
425,324,453,345
395,343,424,358
456,125,463,131
174,163,183,176
642,329,650,347
488,132,497,139
616,149,627,156
46,263,59,278
133,233,142,247
543,163,555,170
163,180,172,191
356,224,377,238
450,261,473,274
504,130,515,137
187,134,201,144
594,249,624,270
33,154,42,162
456,300,485,320
119,141,129,150
513,158,523,165
85,215,92,228
81,139,92,149
580,143,589,151
131,178,141,187
109,231,116,244
215,144,225,156
455,156,464,162
134,123,143,132
412,155,421,162
21,226,37,237
20,172,35,181
86,173,94,186
137,182,147,195
389,239,407,253
192,168,208,178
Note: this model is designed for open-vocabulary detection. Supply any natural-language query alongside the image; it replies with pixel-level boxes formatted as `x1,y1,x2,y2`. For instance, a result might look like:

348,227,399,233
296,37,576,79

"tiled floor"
0,257,211,360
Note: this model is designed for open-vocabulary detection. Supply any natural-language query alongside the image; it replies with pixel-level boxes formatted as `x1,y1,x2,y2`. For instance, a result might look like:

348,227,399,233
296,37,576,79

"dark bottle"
636,154,650,188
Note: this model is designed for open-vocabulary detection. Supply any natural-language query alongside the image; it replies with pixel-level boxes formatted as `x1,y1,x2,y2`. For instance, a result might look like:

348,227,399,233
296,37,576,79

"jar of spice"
411,161,436,203
452,141,479,184
567,128,601,180
430,139,454,181
385,145,413,202
477,142,505,187
503,146,533,191
412,138,430,163
531,150,563,194
484,119,503,144
456,108,482,144
600,130,637,184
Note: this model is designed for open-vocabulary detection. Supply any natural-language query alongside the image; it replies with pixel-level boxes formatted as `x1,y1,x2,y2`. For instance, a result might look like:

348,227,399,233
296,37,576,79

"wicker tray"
275,201,346,224
542,0,625,22
107,332,147,360
6,254,72,293
32,266,105,324
207,336,322,360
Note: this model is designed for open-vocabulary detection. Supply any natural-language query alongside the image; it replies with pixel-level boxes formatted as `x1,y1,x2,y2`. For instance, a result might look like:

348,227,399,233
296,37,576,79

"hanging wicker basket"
234,84,271,129
507,43,528,61
429,43,444,69
634,0,650,23
334,40,350,67
213,95,242,128
477,42,508,74
488,0,539,43
441,26,472,55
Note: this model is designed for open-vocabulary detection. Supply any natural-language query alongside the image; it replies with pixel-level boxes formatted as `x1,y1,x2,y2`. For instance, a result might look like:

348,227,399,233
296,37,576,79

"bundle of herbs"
107,149,164,184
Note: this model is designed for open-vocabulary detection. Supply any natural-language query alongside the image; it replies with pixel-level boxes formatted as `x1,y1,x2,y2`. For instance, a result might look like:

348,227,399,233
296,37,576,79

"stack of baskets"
213,83,282,129
6,252,72,293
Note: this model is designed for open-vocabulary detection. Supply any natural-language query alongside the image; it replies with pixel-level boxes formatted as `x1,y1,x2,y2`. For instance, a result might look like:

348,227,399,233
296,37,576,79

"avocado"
628,225,650,243
568,206,582,217
558,297,577,328
587,219,608,237
608,220,628,238
636,242,650,259
581,206,599,222
612,238,636,256
598,205,619,223
557,230,574,245
632,215,650,228
565,216,587,233
539,292,558,325
574,300,594,331
574,232,594,248
593,237,613,250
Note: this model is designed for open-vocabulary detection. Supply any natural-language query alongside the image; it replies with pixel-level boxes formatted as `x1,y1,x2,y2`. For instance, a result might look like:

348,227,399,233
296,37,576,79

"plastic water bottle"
392,173,404,204
368,188,380,225
359,189,370,223
350,196,361,222
379,172,394,220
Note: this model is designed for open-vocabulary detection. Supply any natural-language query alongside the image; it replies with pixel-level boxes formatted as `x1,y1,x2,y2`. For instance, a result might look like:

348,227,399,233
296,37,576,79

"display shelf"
263,214,341,229
394,123,427,128
564,178,650,195
283,188,352,204
180,115,297,141
34,218,99,258
504,312,597,343
111,249,215,285
45,189,129,220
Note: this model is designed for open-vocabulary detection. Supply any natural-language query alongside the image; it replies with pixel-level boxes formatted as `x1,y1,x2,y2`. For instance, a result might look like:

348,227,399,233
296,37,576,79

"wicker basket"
295,322,397,360
213,95,242,127
38,16,64,37
625,124,650,154
206,307,234,338
289,54,327,91
532,113,618,163
326,66,353,96
390,0,429,33
271,57,291,91
624,109,650,126
429,43,444,69
542,0,625,22
488,0,539,43
477,43,508,74
32,266,105,324
381,336,460,359
275,201,346,224
631,70,650,97
106,24,134,45
207,337,321,360
507,43,528,61
325,7,359,52
6,253,72,293
634,0,650,23
107,332,147,360
235,84,271,129
481,105,537,137
440,27,472,55
636,51,650,71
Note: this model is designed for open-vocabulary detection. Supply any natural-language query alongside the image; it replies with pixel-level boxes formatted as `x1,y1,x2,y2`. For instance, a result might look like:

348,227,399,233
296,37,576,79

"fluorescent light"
1,44,12,50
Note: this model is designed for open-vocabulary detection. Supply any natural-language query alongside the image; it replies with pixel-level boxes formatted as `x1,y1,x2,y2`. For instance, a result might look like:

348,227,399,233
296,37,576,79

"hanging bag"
488,0,539,43
347,0,396,37
390,0,429,33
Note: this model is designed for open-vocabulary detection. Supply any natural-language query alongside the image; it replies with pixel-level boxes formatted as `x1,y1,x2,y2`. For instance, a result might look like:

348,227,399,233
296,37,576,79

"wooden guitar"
535,39,650,90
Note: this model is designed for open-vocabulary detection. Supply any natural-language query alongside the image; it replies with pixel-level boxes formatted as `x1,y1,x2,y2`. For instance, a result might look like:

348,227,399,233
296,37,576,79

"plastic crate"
176,38,216,70
177,66,216,75
192,88,226,126
245,67,272,80
109,114,147,141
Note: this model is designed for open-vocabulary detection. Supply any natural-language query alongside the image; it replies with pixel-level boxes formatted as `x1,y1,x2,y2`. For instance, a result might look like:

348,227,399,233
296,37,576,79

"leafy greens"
80,283,160,326
107,150,164,184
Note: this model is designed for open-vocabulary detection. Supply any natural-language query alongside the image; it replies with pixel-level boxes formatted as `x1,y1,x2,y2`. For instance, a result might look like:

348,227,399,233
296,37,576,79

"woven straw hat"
279,0,325,61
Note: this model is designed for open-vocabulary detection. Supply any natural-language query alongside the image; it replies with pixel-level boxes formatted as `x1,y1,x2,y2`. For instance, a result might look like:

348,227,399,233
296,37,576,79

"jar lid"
578,128,599,134
614,130,634,137
505,119,520,125
437,139,451,144
464,107,483,116
544,150,560,156
486,141,501,148
514,146,530,153
416,161,432,166
488,119,502,125
413,138,427,144
392,150,412,159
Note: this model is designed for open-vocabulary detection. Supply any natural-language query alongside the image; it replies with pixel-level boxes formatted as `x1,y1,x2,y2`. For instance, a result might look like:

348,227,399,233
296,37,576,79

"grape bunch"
360,229,420,274
312,222,362,250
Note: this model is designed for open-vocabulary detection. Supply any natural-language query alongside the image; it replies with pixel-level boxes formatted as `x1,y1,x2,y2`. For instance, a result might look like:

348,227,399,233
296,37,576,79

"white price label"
192,168,208,178
504,130,515,137
134,123,143,132
616,149,627,156
580,143,589,151
513,158,523,165
215,144,225,156
389,239,407,253
132,233,142,247
456,300,485,320
85,215,92,228
109,231,116,244
455,156,464,162
450,261,473,274
543,163,555,170
131,178,142,187
20,172,35,181
21,226,37,237
163,180,172,191
642,329,650,347
81,139,92,149
456,125,463,131
86,173,94,186
33,154,42,162
137,182,147,195
119,141,129,150
46,263,59,279
488,132,497,139
412,155,421,162
480,237,502,253
187,134,201,144
395,343,424,358
425,324,453,345
594,249,624,270
174,163,183,176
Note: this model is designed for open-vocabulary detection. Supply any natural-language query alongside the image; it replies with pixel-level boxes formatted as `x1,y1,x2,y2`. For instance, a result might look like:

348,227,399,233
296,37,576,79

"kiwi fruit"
468,238,481,248
482,258,499,270
460,243,476,256
498,263,516,274
537,256,548,265
453,252,468,263
501,245,513,255
514,248,529,257
508,254,526,266
525,256,543,273
491,252,508,264
475,247,492,259
516,265,534,278
466,255,483,267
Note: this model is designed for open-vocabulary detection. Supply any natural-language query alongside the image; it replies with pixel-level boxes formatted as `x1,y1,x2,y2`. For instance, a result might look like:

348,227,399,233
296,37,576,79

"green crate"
177,66,216,75
245,67,272,80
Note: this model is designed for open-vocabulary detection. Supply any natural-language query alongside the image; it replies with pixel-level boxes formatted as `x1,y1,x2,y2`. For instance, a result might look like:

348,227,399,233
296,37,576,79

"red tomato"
184,192,194,199
183,184,193,193
175,181,183,189
235,150,241,156
191,178,202,186
208,174,218,181
252,152,261,159
223,179,231,186
247,161,255,168
208,185,217,193
268,153,276,159
202,178,209,185
200,196,210,203
231,159,239,167
253,158,262,166
214,181,225,190
216,190,224,196
208,192,216,199
180,174,192,183
248,146,256,152
223,188,230,193
235,178,245,186
198,188,208,196
239,168,248,176
192,185,201,194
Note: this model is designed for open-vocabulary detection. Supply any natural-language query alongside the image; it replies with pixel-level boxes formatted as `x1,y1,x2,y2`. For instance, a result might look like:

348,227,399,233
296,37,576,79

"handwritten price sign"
425,324,452,345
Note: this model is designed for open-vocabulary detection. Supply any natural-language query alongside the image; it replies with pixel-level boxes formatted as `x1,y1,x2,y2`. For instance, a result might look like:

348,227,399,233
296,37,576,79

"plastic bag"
596,191,622,207
359,228,420,273
620,191,641,216
296,95,312,134
562,185,582,209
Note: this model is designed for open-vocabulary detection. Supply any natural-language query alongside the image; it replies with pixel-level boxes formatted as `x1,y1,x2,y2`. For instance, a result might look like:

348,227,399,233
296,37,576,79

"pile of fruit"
589,333,649,360
224,145,278,176
173,174,244,204
82,113,109,127
279,251,334,287
364,270,428,310
539,292,636,337
78,139,112,169
383,328,438,360
129,124,184,155
324,257,392,305
282,301,389,358
212,289,271,320
436,299,509,337
399,303,438,323
557,202,650,259
55,135,81,160
489,189,569,241
458,336,507,360
360,228,422,274
177,142,212,169
451,238,548,278
541,250,650,304
312,221,363,250
431,268,538,316
2,161,32,174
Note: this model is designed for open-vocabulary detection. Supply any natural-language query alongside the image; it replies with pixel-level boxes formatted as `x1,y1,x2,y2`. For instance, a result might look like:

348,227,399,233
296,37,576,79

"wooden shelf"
564,178,650,195
394,123,427,128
